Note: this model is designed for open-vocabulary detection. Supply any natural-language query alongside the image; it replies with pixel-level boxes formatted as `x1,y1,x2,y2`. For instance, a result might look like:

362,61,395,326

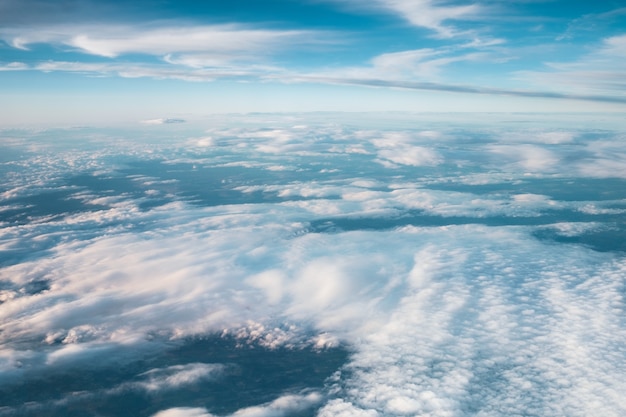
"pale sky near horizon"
1,0,626,124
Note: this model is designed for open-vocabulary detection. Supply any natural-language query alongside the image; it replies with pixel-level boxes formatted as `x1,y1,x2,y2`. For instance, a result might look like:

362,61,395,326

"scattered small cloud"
152,408,215,417
141,118,186,125
136,363,226,392
151,392,322,417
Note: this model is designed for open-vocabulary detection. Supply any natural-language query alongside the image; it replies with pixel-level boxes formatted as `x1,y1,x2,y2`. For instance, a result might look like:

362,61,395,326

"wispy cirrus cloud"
515,34,626,98
364,47,489,79
1,23,326,63
556,6,626,41
1,60,284,82
285,74,626,104
326,0,486,38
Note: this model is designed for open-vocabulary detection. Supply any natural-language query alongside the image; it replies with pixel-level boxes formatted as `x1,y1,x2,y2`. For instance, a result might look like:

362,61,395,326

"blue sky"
1,0,626,123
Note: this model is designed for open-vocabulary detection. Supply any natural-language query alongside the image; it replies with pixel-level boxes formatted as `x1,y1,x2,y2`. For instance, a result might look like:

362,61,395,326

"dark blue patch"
0,335,350,417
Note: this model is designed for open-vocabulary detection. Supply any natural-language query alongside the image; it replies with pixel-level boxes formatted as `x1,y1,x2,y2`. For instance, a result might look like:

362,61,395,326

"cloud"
230,392,322,417
3,119,626,417
556,7,626,41
2,23,317,59
377,146,443,167
327,0,484,38
327,47,491,83
136,363,226,392
515,34,626,99
152,408,215,417
141,118,186,125
287,74,626,105
32,60,265,82
151,392,322,417
0,23,329,83
0,62,28,71
489,144,560,173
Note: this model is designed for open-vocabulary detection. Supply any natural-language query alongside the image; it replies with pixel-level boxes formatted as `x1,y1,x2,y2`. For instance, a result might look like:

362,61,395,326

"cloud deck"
1,113,626,416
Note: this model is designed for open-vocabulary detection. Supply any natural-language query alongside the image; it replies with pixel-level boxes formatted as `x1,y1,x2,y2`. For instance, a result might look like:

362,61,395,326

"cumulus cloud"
229,392,322,417
3,117,626,417
370,131,443,167
151,392,322,417
152,408,215,417
136,363,226,392
489,144,560,173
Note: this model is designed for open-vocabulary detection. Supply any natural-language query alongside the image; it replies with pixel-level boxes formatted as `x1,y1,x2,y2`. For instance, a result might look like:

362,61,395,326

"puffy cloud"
377,146,443,167
3,117,626,417
230,392,322,417
489,144,559,173
136,363,226,392
370,131,443,167
152,408,215,417
151,392,322,417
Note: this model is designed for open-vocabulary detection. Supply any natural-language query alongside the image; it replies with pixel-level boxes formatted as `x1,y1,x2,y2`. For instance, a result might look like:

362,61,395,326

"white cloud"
489,144,559,173
3,119,626,417
136,363,226,392
500,130,576,144
141,118,186,125
0,61,28,71
369,48,486,79
2,24,316,59
0,23,331,83
370,131,443,167
30,60,273,82
575,138,626,178
377,146,443,167
293,45,495,88
230,392,322,417
328,0,484,38
151,392,322,417
152,408,215,417
515,34,626,97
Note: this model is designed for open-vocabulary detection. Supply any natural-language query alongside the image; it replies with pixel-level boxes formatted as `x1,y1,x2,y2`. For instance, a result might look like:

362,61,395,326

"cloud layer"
1,113,626,416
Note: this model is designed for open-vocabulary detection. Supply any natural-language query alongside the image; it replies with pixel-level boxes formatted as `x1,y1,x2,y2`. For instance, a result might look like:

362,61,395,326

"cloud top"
2,115,626,416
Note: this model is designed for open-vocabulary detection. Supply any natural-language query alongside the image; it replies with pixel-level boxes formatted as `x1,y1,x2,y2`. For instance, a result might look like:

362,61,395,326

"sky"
1,0,626,124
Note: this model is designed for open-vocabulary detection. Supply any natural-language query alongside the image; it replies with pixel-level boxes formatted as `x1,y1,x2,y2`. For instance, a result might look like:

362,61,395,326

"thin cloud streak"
325,0,485,38
515,34,626,98
1,23,326,59
4,60,625,106
290,75,626,104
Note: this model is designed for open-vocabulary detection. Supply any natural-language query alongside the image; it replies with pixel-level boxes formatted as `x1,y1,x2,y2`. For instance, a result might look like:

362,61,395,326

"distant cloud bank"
140,118,186,125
